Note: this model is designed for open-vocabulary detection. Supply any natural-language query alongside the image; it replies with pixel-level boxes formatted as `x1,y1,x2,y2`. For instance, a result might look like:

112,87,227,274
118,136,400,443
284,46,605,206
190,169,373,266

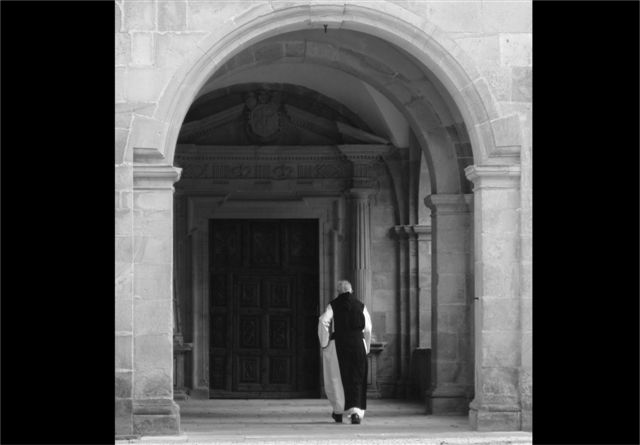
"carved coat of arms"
245,90,283,143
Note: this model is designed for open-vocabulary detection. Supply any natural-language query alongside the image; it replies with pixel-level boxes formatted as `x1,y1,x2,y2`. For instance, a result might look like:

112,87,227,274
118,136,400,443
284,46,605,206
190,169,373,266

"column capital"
133,146,182,190
346,187,375,200
464,165,520,190
424,194,473,215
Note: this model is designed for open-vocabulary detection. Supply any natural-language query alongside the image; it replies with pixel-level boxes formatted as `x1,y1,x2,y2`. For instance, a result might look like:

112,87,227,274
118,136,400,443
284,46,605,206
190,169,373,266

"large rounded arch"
136,2,522,169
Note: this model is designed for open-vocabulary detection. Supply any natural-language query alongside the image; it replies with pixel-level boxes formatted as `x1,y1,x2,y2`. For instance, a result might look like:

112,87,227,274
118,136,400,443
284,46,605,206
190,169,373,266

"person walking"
318,280,372,424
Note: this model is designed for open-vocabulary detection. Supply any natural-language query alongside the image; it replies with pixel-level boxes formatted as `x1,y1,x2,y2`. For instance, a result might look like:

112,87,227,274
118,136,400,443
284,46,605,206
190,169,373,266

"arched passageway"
118,2,530,437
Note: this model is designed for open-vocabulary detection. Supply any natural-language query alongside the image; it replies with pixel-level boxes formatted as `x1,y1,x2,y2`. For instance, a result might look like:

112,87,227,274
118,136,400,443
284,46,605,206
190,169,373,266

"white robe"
318,303,372,418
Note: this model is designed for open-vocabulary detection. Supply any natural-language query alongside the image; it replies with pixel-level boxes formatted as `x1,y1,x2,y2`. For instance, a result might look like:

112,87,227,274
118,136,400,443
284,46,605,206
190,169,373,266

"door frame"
187,195,346,399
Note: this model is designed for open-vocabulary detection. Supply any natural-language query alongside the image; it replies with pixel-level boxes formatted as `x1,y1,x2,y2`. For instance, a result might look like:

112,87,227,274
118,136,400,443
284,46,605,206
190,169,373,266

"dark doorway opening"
208,219,320,398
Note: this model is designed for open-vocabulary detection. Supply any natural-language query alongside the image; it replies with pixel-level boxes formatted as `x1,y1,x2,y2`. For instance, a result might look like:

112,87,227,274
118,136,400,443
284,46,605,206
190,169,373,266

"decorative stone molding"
464,165,521,190
424,194,473,215
392,224,432,240
338,144,392,189
133,147,182,190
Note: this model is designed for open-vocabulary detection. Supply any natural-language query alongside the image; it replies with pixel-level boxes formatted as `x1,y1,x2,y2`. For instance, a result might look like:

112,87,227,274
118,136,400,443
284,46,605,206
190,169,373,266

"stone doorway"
208,219,320,398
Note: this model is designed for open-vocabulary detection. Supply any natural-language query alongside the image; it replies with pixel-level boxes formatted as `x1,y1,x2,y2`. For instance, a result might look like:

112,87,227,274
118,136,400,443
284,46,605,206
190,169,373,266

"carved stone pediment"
177,87,390,146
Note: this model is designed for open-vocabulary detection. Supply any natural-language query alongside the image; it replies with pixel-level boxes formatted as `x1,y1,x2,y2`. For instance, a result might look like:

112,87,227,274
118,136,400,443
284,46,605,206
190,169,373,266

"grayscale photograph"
115,1,532,443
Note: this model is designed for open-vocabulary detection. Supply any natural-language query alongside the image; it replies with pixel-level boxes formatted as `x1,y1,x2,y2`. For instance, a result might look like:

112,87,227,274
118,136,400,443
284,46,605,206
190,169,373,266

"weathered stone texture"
115,129,128,164
131,32,154,66
158,1,187,32
134,298,173,336
123,1,155,31
481,331,520,368
116,298,133,333
155,33,207,69
115,67,126,103
116,370,133,398
133,263,172,300
499,34,532,67
116,334,133,370
454,35,500,69
427,2,483,33
116,32,131,66
134,334,173,371
125,68,171,102
482,1,532,33
511,66,532,102
115,399,133,436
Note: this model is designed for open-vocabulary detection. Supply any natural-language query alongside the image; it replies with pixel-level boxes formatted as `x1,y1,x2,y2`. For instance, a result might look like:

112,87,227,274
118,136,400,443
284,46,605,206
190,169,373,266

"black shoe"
350,414,361,424
331,412,343,423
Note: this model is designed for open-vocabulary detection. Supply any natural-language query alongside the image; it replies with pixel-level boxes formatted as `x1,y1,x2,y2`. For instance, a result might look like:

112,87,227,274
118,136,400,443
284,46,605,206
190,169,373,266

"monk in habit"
318,280,372,424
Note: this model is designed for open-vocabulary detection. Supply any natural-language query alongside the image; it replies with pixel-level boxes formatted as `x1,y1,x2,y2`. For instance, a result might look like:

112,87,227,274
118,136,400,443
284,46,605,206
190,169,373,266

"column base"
425,386,471,415
133,399,181,436
188,387,210,399
469,402,522,431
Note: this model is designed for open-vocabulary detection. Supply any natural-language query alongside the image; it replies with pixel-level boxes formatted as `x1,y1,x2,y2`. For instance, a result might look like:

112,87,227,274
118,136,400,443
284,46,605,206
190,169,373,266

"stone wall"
116,0,532,435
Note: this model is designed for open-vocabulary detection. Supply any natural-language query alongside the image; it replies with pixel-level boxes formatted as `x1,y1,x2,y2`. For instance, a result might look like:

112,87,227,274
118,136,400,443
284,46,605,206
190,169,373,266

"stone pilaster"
464,165,522,431
346,187,374,314
413,225,432,349
132,148,182,436
424,194,474,415
338,145,391,326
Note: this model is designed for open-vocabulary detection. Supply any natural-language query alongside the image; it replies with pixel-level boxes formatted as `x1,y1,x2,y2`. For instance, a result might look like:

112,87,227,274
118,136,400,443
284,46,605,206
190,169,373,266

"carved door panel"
209,219,319,397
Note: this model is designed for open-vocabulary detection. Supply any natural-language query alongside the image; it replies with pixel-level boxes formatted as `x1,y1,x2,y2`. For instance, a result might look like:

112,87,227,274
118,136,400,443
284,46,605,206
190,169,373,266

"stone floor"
117,399,532,445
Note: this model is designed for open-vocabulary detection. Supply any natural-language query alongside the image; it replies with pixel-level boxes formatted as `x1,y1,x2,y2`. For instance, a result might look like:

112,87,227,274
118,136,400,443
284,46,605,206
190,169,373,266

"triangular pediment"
178,84,390,146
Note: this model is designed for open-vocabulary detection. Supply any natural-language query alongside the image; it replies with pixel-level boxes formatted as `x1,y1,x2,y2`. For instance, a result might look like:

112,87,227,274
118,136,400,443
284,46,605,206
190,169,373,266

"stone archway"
126,1,528,435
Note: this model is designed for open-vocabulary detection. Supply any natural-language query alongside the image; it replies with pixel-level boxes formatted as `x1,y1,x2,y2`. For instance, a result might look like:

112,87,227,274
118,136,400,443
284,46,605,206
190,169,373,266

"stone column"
464,165,522,431
413,225,432,349
346,187,374,313
424,194,474,415
131,148,182,436
338,145,390,322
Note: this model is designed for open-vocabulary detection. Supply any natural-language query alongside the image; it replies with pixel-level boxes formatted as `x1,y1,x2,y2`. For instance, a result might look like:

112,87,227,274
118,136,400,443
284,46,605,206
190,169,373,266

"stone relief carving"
244,90,284,143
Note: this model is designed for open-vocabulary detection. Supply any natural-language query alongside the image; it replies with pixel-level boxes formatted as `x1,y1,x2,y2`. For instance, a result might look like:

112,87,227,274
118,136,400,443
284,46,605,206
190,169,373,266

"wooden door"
209,219,320,397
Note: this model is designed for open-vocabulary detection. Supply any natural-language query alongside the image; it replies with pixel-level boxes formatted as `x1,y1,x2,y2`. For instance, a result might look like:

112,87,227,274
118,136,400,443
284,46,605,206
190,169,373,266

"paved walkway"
118,399,532,445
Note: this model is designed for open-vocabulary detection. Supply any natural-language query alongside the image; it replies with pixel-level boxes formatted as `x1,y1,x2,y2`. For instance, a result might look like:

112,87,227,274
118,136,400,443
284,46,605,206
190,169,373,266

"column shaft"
425,194,474,415
465,165,522,431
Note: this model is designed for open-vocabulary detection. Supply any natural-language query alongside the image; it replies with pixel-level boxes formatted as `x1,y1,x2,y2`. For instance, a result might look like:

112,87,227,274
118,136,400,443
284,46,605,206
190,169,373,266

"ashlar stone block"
454,35,500,69
511,66,532,102
158,1,186,31
115,128,128,164
116,297,133,333
133,368,173,399
125,68,171,103
133,236,172,265
134,190,173,211
115,399,133,436
134,334,173,374
134,298,173,336
481,67,512,102
133,263,172,300
499,34,532,67
123,1,155,31
155,33,207,69
133,210,172,238
115,68,126,103
482,297,519,331
426,1,483,33
116,334,133,370
481,331,520,368
131,32,154,66
482,1,532,33
116,32,131,66
479,366,519,397
116,370,133,398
